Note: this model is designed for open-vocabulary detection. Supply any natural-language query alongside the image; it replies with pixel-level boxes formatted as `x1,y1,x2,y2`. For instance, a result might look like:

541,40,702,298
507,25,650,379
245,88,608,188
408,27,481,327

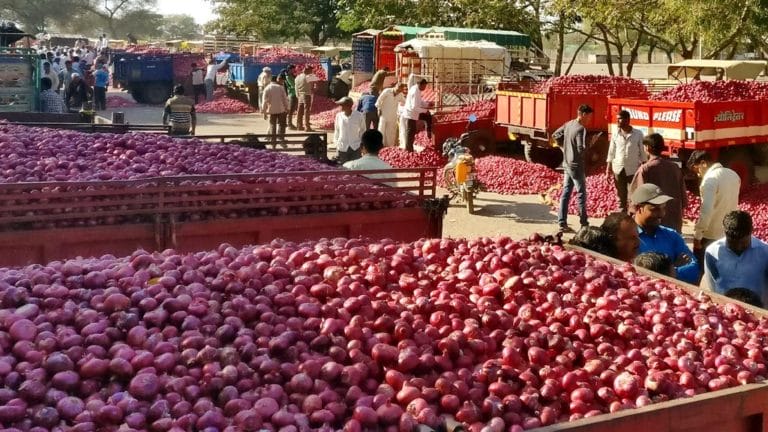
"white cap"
263,67,271,72
71,73,80,79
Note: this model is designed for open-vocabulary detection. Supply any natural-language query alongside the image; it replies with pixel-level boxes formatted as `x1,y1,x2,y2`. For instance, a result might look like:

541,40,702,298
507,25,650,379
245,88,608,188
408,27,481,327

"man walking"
687,150,741,266
295,66,319,131
704,210,768,305
376,82,407,147
630,133,686,232
606,110,646,213
334,97,366,164
403,78,433,152
261,75,290,148
555,104,594,233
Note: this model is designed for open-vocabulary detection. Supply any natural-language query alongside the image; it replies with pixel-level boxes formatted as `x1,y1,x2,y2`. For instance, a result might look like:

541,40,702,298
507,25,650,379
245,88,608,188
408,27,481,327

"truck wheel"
143,82,172,105
524,142,564,170
721,148,755,189
130,89,145,104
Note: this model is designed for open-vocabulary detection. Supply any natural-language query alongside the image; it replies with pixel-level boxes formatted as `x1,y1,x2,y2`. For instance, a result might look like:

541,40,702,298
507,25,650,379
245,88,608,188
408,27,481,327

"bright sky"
155,0,219,25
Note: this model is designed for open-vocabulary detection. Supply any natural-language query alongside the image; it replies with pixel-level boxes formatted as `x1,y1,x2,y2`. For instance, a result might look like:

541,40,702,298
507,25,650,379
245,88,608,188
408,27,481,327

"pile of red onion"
534,75,649,98
195,97,255,114
0,123,328,183
0,235,765,431
378,148,447,169
651,80,768,102
309,96,339,130
106,96,137,109
475,157,561,195
246,48,327,81
434,101,495,124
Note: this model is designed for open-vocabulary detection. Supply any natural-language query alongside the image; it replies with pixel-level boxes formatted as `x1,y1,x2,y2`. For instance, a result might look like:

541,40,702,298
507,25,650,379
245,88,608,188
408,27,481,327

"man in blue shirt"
704,210,768,306
357,91,378,130
93,64,109,111
632,183,699,284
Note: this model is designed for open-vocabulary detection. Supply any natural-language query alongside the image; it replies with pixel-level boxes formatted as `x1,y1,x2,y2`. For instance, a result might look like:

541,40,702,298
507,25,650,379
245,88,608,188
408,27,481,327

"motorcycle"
442,114,482,214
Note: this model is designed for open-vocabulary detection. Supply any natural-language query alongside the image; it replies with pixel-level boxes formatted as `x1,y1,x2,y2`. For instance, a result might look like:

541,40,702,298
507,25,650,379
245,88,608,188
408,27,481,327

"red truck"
495,89,612,168
606,98,767,185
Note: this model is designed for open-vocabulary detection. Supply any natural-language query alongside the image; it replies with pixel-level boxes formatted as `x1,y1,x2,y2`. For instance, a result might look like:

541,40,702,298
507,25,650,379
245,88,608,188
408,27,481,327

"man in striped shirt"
162,85,196,135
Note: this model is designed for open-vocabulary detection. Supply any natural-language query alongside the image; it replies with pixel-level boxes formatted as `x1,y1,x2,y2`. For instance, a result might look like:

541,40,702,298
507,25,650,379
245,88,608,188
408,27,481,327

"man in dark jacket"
65,73,92,111
554,104,594,233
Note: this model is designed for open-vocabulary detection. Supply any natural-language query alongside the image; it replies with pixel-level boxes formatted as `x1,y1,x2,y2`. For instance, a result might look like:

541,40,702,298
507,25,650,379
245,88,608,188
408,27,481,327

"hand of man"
674,253,692,267
693,238,702,253
605,166,612,177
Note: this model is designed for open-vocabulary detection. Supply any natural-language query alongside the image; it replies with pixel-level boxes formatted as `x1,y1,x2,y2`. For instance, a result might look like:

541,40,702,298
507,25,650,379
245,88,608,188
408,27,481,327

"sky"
155,0,219,25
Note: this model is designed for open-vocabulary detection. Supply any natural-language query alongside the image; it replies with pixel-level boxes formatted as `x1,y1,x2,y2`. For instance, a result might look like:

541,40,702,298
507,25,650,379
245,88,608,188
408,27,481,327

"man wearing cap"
687,150,741,267
162,85,196,136
554,104,595,233
630,133,686,232
261,75,290,148
606,110,646,213
334,97,366,163
403,78,433,152
296,66,320,131
632,183,699,284
257,66,272,111
377,82,407,147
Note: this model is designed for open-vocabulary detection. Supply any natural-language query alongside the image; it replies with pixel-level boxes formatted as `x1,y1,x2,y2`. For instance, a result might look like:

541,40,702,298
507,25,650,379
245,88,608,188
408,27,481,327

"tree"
88,0,158,37
161,14,201,39
212,0,346,45
0,0,91,33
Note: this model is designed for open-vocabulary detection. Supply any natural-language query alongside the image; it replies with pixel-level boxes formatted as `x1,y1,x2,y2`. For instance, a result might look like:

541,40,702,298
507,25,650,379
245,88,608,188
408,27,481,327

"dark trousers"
405,119,418,152
364,111,379,129
193,84,205,104
297,94,312,130
288,95,298,127
614,169,634,213
337,148,361,164
269,113,287,146
94,86,106,110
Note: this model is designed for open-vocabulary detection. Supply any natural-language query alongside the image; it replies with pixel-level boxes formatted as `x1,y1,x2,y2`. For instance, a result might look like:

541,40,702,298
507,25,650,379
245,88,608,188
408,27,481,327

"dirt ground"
102,68,696,246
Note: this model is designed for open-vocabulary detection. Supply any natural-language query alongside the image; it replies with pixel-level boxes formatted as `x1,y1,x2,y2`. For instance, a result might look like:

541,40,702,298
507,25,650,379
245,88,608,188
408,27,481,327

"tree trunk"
647,41,656,63
626,33,643,78
598,26,614,76
553,14,566,77
726,42,739,60
564,33,593,75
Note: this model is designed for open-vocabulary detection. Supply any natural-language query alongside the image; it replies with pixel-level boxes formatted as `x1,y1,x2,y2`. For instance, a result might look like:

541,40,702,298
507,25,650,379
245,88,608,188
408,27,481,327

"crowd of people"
563,105,766,307
251,65,433,163
36,36,112,114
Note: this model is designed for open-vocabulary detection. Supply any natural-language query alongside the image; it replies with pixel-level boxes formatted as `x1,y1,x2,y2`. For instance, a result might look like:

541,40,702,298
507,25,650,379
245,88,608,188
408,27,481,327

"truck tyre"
143,82,172,105
524,141,564,170
721,147,755,189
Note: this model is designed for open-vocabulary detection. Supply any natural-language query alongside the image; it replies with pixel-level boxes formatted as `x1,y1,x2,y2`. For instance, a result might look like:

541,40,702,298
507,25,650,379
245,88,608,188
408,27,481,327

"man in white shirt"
257,67,272,112
688,150,741,268
334,97,366,164
344,129,394,180
606,110,646,213
42,62,59,94
403,78,433,152
376,82,407,148
190,63,205,104
205,57,228,101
